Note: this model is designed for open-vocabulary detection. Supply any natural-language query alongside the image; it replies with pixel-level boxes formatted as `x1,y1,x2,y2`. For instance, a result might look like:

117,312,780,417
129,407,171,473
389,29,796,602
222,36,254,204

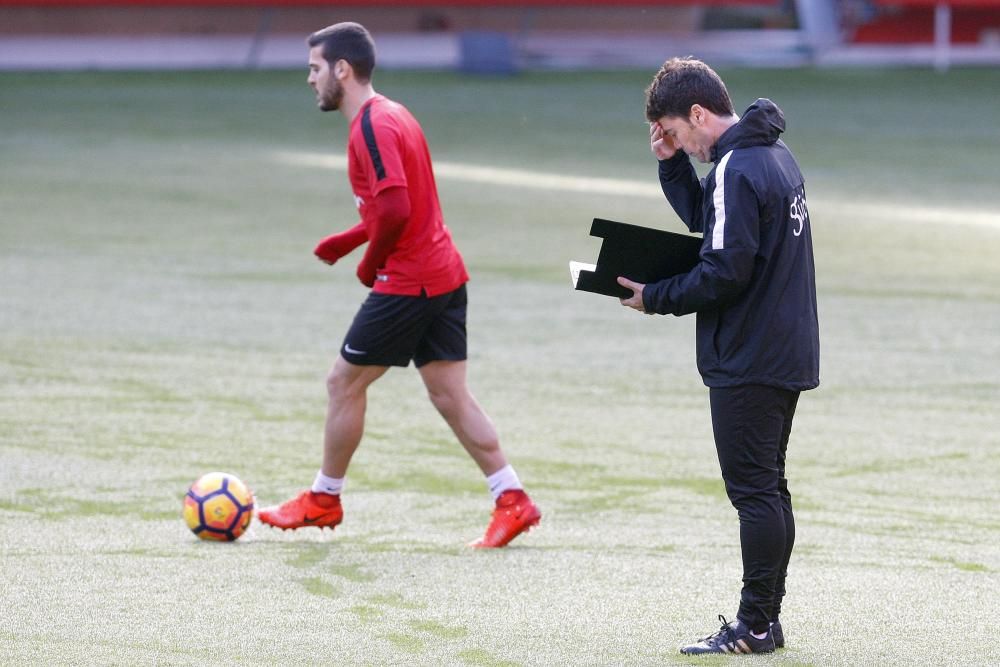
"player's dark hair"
307,22,376,82
645,57,734,122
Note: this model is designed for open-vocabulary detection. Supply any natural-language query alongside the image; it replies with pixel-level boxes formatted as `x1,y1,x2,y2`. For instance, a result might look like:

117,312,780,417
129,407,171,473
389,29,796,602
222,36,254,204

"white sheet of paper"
569,261,596,288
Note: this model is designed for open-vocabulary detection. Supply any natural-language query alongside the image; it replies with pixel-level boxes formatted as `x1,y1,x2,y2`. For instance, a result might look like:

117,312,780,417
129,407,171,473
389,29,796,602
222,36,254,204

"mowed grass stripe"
274,149,1000,230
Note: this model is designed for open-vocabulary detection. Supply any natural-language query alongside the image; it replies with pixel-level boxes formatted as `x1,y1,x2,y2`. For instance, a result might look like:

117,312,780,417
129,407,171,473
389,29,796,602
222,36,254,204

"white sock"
311,471,344,496
485,464,522,501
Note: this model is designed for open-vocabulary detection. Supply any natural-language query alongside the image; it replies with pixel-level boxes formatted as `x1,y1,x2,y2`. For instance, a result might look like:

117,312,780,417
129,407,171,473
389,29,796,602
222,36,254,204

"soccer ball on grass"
183,472,254,541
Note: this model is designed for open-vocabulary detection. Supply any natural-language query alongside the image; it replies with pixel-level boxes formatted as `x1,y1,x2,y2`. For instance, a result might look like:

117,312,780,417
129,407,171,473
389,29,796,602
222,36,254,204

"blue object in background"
459,31,517,75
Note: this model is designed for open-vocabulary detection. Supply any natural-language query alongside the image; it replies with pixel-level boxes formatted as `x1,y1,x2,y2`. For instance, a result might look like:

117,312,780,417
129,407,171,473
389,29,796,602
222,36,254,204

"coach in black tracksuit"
618,58,819,655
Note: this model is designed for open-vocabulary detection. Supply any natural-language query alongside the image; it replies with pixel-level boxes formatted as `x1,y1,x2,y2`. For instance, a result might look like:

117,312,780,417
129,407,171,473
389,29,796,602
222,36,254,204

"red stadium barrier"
0,0,778,5
853,1,1000,44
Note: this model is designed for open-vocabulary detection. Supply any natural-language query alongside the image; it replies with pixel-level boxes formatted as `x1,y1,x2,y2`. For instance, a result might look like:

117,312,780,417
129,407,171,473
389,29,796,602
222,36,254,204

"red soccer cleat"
258,490,343,531
470,489,541,548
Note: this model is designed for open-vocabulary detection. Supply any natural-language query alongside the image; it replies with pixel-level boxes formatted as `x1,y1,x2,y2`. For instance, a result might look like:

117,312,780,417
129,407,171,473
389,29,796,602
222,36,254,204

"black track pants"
710,384,800,633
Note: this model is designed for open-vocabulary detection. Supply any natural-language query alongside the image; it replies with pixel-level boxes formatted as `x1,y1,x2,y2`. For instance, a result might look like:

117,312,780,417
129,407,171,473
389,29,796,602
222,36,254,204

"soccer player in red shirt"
258,22,540,548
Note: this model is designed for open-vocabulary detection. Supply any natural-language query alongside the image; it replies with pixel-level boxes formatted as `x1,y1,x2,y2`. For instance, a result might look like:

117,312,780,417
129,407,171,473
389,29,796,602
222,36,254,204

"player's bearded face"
317,76,343,111
307,47,343,112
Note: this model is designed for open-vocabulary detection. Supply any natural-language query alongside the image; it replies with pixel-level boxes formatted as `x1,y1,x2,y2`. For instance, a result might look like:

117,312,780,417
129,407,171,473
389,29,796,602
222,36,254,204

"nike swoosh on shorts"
344,344,367,355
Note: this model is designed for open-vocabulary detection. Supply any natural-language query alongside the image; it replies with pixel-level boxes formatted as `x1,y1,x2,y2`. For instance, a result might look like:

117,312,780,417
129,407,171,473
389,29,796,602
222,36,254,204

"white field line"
273,150,662,198
274,150,1000,230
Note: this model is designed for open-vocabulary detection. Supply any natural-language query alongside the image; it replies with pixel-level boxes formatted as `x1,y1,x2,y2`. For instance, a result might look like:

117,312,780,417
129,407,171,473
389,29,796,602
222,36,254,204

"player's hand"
314,233,350,265
356,262,376,288
617,276,647,312
650,122,678,161
314,224,368,265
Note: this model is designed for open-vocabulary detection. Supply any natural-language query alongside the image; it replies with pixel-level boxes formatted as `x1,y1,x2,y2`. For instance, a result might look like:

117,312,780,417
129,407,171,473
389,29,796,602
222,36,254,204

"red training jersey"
347,94,469,296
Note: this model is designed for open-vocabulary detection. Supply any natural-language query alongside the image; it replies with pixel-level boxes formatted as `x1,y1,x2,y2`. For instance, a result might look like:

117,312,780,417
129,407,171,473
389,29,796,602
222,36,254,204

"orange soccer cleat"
258,490,343,531
470,489,541,548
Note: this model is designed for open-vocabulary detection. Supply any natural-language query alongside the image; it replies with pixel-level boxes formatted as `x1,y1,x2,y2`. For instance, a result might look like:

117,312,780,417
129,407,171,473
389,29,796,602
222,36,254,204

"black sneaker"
771,620,784,649
679,615,776,655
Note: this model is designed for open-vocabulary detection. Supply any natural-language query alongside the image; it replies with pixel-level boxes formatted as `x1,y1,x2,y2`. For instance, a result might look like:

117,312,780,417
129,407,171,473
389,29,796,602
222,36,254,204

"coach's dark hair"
307,22,376,82
645,57,734,122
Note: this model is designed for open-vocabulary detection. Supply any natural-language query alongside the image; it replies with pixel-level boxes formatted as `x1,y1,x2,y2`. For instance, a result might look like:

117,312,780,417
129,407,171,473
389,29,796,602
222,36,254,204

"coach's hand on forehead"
650,122,678,161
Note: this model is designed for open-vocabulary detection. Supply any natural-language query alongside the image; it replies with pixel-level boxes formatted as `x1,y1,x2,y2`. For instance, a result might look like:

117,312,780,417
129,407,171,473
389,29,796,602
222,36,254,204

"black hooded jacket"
643,99,820,391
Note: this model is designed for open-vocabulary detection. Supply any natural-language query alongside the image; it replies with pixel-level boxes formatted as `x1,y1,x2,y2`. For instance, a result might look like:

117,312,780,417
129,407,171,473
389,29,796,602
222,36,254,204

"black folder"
571,218,702,299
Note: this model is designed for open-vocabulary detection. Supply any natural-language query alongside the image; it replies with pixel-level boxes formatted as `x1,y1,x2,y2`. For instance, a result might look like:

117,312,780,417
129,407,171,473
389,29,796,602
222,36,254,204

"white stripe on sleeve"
712,150,734,250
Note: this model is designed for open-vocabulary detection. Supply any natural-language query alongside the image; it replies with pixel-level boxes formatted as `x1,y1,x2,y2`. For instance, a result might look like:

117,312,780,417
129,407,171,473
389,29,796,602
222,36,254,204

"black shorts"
340,284,468,368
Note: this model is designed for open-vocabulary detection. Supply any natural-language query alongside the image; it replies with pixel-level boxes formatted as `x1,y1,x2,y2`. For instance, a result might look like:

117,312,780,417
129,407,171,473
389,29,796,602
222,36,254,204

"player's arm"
642,170,758,316
356,186,410,287
314,221,368,265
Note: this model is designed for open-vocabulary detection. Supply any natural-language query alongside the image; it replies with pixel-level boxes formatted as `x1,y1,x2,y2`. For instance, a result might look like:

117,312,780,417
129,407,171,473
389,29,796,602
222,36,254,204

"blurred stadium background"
4,1,1000,665
2,0,1000,72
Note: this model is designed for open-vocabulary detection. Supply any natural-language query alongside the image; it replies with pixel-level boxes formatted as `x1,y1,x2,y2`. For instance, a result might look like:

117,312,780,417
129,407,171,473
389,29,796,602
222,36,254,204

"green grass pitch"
1,67,999,665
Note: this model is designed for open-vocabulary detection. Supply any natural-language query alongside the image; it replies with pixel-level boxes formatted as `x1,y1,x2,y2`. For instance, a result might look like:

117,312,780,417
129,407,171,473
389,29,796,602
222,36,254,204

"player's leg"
412,285,504,472
414,285,540,547
257,356,387,531
418,359,505,475
322,355,390,477
259,293,403,531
